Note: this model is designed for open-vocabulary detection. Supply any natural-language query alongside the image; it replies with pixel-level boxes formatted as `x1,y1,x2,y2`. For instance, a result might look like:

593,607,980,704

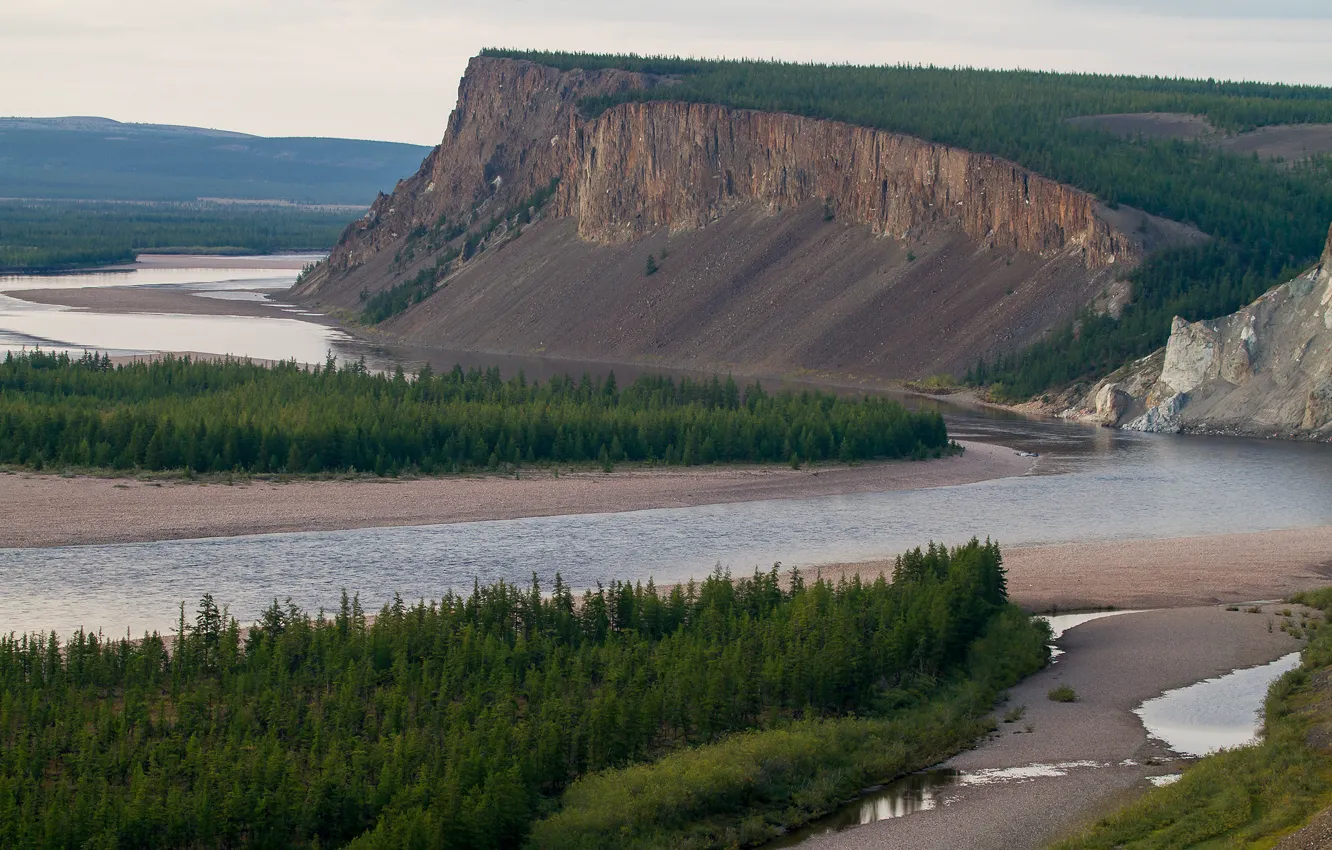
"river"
3,257,1332,637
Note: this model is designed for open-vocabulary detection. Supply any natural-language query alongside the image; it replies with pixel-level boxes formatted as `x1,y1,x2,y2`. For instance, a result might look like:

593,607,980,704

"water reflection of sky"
0,256,365,364
1136,652,1302,756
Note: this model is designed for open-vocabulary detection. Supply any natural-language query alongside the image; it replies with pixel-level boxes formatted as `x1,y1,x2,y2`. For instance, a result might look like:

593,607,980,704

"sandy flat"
132,253,319,270
818,526,1332,611
6,286,321,319
0,441,1029,549
804,604,1307,850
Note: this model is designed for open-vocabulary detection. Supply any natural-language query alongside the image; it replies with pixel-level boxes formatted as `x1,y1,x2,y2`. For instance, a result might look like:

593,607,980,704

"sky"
4,0,1332,145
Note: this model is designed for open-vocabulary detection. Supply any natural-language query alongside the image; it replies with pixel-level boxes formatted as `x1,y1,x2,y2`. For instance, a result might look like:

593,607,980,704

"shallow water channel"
0,257,362,364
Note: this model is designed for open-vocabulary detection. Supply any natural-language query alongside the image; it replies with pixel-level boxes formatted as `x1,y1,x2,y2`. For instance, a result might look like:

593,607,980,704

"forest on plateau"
0,352,953,476
0,540,1049,849
486,50,1332,397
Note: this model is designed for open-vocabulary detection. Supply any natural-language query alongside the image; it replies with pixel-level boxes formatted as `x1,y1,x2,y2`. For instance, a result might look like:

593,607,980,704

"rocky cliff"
307,56,1136,286
1054,224,1332,439
561,101,1134,266
294,55,1168,381
312,57,666,276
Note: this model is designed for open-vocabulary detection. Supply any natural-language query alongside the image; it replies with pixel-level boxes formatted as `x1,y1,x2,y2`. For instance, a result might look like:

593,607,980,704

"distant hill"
0,117,431,205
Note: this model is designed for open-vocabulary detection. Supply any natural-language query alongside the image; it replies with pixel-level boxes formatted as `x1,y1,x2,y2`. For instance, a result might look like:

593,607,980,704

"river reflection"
764,770,958,848
0,255,373,364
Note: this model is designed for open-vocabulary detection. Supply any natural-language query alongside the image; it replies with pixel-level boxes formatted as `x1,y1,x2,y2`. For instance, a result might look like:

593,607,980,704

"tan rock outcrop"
1094,383,1133,424
561,102,1134,267
316,57,665,278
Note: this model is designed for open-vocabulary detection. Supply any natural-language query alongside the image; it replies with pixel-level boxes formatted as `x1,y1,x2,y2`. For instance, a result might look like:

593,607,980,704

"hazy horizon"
5,0,1332,145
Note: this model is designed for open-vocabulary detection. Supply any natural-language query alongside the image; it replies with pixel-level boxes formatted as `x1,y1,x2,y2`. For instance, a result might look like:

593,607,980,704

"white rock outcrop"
1069,222,1332,439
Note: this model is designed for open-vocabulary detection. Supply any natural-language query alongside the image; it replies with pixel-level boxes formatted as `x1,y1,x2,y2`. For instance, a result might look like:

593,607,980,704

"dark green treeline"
0,351,951,475
485,50,1332,397
0,540,1036,848
0,201,351,271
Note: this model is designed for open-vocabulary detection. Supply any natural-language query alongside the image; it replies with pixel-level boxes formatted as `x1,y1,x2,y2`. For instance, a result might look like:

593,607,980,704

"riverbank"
6,285,326,319
818,525,1332,611
0,441,1029,548
798,604,1308,850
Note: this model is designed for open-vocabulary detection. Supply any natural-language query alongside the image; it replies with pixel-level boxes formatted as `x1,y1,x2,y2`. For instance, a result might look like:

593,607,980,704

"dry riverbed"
6,286,325,320
0,441,1028,548
796,604,1308,850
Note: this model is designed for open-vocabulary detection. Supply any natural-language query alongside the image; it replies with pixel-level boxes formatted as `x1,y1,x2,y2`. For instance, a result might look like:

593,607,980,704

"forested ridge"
485,50,1332,397
0,351,952,475
0,202,350,271
0,540,1049,848
0,119,429,206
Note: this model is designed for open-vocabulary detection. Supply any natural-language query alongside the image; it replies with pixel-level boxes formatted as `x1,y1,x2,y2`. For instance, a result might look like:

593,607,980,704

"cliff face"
1058,224,1332,439
319,57,666,276
309,56,1136,289
563,101,1132,266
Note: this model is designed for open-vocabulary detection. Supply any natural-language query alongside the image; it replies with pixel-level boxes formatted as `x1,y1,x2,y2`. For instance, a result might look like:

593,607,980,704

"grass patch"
1048,685,1079,703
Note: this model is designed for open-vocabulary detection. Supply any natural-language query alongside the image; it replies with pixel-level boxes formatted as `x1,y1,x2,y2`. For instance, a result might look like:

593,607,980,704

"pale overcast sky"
4,0,1331,145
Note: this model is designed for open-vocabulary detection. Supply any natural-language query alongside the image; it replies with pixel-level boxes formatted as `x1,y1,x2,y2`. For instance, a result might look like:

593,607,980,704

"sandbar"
6,286,322,320
0,441,1029,549
818,525,1332,611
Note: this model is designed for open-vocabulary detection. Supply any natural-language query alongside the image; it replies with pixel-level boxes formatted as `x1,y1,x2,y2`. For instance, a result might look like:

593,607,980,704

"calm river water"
4,258,1332,637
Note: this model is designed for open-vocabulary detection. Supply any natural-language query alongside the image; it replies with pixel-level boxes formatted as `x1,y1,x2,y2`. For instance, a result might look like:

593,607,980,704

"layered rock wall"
318,57,664,277
310,56,1137,289
563,101,1133,266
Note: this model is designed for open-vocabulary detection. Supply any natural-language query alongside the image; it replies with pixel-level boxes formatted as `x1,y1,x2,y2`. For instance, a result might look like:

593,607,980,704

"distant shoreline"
0,250,325,277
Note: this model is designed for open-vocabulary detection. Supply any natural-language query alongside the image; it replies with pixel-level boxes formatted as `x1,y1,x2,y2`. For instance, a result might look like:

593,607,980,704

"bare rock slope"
1055,223,1332,439
294,56,1179,380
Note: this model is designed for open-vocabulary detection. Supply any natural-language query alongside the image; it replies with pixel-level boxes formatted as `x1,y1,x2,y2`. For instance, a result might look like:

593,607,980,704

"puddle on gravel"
762,770,958,848
1042,610,1144,659
1042,610,1141,640
1135,651,1302,756
762,760,1113,847
955,760,1104,785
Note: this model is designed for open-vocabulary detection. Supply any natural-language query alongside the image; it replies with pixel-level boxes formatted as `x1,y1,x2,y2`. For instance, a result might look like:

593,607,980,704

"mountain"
0,117,431,205
292,52,1332,388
